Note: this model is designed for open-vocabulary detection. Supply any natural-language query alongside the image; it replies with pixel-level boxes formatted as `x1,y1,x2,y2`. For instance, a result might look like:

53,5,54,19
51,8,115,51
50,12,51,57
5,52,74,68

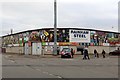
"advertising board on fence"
103,43,110,46
69,29,90,43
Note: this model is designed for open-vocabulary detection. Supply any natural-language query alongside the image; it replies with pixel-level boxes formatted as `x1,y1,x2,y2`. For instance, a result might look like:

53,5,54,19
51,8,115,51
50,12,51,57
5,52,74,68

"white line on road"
62,59,74,61
43,71,49,74
48,73,54,76
57,76,62,78
8,60,15,63
35,69,41,71
35,68,63,78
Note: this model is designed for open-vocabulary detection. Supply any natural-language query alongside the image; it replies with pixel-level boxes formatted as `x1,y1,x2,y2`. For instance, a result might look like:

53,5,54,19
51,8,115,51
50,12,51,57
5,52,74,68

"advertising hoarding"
69,29,90,43
103,43,110,46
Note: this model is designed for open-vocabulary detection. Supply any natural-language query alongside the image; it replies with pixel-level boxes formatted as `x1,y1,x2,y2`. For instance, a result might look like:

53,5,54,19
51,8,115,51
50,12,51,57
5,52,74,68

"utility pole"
53,0,57,55
112,27,114,38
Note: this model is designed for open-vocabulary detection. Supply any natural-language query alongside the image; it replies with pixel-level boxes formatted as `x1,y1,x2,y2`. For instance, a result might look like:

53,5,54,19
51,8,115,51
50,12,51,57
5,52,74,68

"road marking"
35,69,41,71
48,73,54,76
43,71,49,74
26,66,63,78
48,74,63,78
8,60,15,63
57,76,62,78
62,59,74,60
35,68,63,78
35,68,62,78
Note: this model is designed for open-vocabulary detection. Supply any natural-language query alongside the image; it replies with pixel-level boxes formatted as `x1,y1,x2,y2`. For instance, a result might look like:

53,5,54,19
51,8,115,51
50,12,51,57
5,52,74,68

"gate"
25,43,29,55
32,43,42,55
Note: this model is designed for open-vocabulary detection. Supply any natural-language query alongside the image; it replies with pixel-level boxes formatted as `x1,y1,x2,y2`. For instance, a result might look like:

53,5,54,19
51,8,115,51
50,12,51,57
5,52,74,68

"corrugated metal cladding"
1,28,120,47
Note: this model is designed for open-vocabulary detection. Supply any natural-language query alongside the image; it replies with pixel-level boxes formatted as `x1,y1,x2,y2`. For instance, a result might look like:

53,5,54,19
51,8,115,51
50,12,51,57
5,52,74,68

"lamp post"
112,27,114,38
53,0,57,55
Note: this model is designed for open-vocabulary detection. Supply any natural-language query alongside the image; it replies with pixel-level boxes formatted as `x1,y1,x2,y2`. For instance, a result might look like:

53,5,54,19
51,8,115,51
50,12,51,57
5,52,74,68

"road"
2,53,119,79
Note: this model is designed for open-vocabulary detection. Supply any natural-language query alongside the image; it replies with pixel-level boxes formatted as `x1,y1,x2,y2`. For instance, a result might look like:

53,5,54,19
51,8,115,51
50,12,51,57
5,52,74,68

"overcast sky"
0,0,119,36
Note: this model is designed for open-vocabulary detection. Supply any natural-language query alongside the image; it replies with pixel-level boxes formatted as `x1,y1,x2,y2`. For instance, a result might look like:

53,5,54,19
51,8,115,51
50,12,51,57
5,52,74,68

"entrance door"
25,43,29,55
32,43,36,55
36,43,42,55
32,43,42,55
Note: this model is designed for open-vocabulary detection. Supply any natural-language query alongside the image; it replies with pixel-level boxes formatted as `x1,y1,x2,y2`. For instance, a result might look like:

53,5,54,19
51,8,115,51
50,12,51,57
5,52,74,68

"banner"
103,43,110,46
44,30,49,36
59,42,70,46
69,29,90,43
42,42,49,46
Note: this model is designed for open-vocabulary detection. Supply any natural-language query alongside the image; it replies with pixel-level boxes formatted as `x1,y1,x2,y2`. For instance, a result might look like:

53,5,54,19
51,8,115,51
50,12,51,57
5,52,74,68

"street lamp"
112,27,114,38
53,0,57,55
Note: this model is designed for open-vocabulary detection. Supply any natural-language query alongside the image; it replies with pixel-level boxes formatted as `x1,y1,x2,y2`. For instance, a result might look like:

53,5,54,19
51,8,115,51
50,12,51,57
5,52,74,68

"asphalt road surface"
2,53,119,78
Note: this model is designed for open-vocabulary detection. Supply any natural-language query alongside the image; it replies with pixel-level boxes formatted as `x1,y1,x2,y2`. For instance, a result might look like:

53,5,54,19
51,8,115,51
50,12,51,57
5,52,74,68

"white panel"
25,43,29,55
32,43,36,55
34,43,36,55
36,43,42,55
103,43,110,46
32,43,34,55
69,29,90,43
32,43,42,55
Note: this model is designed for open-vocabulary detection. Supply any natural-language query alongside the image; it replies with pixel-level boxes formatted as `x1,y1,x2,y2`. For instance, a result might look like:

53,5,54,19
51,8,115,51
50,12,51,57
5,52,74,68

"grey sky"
0,0,119,36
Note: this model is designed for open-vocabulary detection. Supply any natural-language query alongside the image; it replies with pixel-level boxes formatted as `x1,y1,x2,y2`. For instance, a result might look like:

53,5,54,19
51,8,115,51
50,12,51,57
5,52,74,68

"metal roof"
2,27,120,37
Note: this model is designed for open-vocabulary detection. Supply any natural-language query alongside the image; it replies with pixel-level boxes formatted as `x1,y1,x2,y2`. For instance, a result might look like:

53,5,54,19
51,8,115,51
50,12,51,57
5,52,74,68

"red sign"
59,42,70,46
90,43,94,46
71,42,79,46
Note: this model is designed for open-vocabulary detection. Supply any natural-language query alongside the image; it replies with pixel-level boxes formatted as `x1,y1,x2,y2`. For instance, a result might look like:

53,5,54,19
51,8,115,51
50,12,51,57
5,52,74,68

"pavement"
1,53,119,79
2,52,111,58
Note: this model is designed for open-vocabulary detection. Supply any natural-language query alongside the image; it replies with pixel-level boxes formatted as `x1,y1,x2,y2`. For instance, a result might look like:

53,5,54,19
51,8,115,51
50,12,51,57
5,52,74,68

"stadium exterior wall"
1,28,120,55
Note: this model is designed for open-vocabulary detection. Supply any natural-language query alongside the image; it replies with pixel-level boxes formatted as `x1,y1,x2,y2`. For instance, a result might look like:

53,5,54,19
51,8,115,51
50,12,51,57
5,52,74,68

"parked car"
109,50,120,56
60,48,72,58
